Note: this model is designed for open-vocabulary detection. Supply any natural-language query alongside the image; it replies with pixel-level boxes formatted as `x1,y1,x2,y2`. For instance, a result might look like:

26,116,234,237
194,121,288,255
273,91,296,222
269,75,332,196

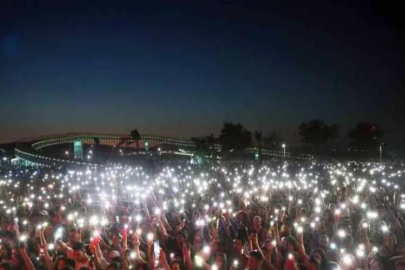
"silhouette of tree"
219,122,251,153
205,133,217,157
263,131,281,150
93,137,100,145
130,129,140,150
299,120,338,147
254,131,263,155
191,137,209,156
191,133,217,159
92,137,100,159
117,136,127,147
347,122,383,150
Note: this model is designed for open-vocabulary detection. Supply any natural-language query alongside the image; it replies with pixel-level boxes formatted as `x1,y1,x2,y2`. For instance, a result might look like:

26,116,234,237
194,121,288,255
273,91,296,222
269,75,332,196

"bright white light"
338,230,346,238
356,249,365,257
130,251,136,259
342,255,352,265
381,225,389,233
195,255,203,267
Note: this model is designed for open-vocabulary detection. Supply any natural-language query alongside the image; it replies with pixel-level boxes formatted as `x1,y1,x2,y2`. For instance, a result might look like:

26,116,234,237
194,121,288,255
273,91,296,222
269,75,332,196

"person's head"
36,199,44,208
236,212,244,223
210,240,221,254
256,207,265,217
248,250,263,270
307,258,320,270
72,242,87,261
395,261,405,270
56,257,68,270
106,262,120,270
54,205,63,215
264,239,275,252
192,211,200,223
112,233,122,246
310,249,327,266
233,238,244,253
68,227,81,244
193,234,203,251
281,222,292,236
0,243,12,260
108,250,121,263
342,234,354,250
1,220,8,231
253,216,262,231
122,202,129,213
175,231,187,247
215,253,227,270
322,209,333,223
286,237,298,253
341,187,347,196
170,261,180,270
44,223,53,239
11,246,22,263
319,235,329,250
171,211,181,224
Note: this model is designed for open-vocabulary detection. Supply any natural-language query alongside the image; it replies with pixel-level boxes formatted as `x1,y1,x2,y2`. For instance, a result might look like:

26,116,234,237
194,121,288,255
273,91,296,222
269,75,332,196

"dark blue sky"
1,1,404,145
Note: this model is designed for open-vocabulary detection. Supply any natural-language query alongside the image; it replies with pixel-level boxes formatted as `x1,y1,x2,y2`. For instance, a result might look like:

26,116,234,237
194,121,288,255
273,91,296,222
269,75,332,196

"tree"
205,133,217,157
191,133,217,159
92,137,100,159
219,122,252,153
191,137,209,157
117,136,127,147
263,131,282,150
93,137,100,145
254,131,263,155
347,122,383,150
298,119,338,147
130,129,140,150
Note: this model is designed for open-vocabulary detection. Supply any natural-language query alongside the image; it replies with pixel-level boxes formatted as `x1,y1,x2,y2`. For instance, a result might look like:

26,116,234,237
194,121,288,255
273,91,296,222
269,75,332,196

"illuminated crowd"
0,161,405,270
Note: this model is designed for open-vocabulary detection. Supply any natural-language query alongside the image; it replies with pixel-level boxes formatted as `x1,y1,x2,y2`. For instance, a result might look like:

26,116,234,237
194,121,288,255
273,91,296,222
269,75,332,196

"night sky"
1,1,404,145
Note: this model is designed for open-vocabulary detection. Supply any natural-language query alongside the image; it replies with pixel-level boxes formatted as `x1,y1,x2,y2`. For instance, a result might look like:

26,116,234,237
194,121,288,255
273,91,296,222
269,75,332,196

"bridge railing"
15,132,312,167
15,148,102,167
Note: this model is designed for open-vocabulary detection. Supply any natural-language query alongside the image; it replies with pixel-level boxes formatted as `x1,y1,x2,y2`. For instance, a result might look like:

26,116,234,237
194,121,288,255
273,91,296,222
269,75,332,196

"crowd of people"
0,160,405,270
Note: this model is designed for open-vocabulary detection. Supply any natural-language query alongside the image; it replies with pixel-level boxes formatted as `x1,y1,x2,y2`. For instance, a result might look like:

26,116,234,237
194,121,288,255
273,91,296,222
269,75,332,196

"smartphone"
154,240,160,259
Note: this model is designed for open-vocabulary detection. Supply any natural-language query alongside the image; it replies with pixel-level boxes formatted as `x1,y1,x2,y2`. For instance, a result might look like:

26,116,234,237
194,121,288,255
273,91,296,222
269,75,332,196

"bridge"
14,132,311,167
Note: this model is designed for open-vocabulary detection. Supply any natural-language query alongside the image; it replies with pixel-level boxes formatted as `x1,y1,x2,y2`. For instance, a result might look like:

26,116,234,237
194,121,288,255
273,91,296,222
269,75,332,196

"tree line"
189,120,384,156
126,120,384,158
